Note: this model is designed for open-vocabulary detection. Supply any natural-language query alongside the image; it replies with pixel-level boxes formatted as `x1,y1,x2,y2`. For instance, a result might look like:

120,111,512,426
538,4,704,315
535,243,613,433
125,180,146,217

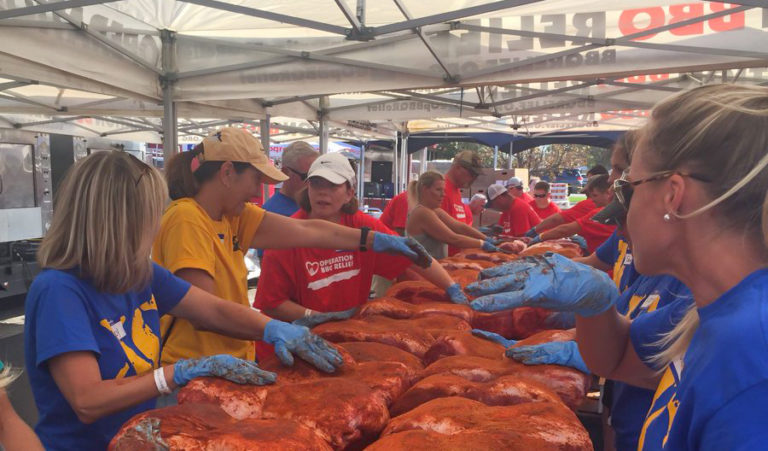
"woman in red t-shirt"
254,154,468,323
528,181,562,219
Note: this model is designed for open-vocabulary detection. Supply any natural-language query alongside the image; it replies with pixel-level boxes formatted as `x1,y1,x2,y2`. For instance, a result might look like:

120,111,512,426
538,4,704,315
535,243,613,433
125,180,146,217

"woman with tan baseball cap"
153,128,431,378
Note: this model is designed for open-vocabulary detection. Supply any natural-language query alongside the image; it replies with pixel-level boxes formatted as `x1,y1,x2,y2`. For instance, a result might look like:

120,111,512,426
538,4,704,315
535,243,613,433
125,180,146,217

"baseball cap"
505,176,524,188
198,127,287,184
591,196,626,225
485,184,508,207
307,152,357,185
453,151,484,175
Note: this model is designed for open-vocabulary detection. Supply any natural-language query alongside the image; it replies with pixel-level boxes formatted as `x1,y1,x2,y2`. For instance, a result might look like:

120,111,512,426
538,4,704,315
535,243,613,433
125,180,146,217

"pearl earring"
663,213,671,222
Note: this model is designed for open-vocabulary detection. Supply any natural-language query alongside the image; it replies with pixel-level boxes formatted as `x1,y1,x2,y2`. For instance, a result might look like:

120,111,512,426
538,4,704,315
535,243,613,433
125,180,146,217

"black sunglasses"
286,167,308,181
533,193,547,198
614,170,711,210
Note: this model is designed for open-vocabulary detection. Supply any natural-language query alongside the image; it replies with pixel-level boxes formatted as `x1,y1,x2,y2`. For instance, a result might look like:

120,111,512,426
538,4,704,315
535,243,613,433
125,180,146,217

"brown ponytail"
165,143,250,200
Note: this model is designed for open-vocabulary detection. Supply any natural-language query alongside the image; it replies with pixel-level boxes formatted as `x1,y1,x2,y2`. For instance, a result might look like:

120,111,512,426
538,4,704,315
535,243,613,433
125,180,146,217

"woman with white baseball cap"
254,154,469,334
154,128,431,373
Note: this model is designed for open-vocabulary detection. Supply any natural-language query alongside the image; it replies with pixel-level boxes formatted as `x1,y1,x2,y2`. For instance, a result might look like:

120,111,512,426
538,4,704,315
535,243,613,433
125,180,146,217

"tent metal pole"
420,147,428,175
318,96,329,154
356,0,366,25
493,146,499,170
507,143,514,170
358,142,366,204
260,114,272,202
393,133,400,193
401,132,409,193
161,30,178,165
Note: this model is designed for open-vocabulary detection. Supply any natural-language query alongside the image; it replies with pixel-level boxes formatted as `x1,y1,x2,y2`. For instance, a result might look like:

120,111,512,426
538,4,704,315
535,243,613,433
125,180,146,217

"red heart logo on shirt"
305,261,320,277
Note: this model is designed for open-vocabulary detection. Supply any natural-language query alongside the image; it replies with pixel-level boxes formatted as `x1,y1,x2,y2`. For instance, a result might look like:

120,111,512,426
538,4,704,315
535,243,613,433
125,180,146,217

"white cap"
486,184,507,201
505,176,523,188
470,193,487,203
307,153,357,185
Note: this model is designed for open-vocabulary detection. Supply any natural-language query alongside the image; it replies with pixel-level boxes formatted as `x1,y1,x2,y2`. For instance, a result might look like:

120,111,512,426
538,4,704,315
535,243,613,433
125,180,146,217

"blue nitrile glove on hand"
482,239,501,253
372,233,432,268
445,283,470,304
478,256,540,280
471,329,518,348
524,227,539,238
506,340,590,373
263,320,344,373
466,253,619,316
570,235,589,254
173,354,277,386
292,308,357,328
529,234,542,245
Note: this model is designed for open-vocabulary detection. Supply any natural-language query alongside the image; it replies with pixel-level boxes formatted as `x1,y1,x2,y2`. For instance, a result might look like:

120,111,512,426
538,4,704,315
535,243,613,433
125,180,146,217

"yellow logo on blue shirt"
638,358,684,450
98,296,160,379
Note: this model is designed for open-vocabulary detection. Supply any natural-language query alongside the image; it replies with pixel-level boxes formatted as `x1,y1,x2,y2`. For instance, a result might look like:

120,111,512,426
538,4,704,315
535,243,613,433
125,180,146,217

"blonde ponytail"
0,364,21,390
650,305,699,369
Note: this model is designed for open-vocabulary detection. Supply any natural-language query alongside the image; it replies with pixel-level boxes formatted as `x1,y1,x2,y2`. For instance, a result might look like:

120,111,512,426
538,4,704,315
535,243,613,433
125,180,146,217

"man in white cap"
505,176,534,203
491,182,541,236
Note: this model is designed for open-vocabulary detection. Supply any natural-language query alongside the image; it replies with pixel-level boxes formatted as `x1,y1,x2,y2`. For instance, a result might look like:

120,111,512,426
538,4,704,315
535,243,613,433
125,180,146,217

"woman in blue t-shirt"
24,151,346,450
466,84,768,450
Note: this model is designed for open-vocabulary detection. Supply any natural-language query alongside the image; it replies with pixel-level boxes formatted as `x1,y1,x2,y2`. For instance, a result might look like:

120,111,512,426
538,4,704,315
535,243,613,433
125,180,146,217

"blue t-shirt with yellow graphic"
24,263,190,450
609,275,691,451
638,268,768,450
595,230,638,293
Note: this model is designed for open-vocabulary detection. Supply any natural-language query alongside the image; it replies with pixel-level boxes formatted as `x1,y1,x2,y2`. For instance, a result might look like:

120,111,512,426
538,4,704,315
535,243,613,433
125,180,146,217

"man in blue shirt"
258,142,319,258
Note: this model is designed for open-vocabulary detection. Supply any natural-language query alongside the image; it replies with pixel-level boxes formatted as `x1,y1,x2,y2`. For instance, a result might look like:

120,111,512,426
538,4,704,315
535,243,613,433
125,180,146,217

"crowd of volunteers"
7,83,766,451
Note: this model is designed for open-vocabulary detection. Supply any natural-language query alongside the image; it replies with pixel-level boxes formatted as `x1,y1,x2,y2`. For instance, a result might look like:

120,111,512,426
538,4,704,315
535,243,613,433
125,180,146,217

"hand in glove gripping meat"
471,329,518,348
569,235,589,254
466,253,618,316
173,354,277,386
372,233,432,268
507,341,590,373
263,320,344,373
481,239,501,253
292,308,357,328
445,283,470,304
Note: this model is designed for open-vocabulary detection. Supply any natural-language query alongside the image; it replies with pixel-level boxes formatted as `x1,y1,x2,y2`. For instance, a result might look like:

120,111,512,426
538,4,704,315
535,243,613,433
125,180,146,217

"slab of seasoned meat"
497,240,527,254
337,342,424,373
313,316,438,358
444,268,481,287
370,397,593,451
110,403,332,451
472,306,552,339
389,373,563,416
357,298,474,323
423,330,505,364
452,250,519,264
385,281,451,304
178,376,389,450
440,260,484,271
513,328,576,346
419,355,590,410
521,241,583,258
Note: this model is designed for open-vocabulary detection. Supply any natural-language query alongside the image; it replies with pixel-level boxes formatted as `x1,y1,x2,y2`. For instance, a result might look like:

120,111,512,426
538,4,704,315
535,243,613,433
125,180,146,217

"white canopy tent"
0,0,765,163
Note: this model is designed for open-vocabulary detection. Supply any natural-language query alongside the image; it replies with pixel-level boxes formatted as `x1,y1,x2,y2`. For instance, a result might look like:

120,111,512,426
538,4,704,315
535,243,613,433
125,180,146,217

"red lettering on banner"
618,3,745,40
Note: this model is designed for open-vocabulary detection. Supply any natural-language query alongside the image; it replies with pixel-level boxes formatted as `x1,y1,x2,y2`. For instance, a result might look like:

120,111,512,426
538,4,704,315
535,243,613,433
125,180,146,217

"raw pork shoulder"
385,281,451,304
452,250,519,264
370,397,593,451
357,298,474,323
338,342,424,373
521,240,583,258
420,355,590,410
423,330,506,364
389,373,562,416
109,403,332,451
312,315,438,358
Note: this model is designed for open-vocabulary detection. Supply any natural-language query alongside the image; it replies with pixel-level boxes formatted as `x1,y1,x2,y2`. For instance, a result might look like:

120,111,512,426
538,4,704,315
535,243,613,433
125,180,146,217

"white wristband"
304,309,315,318
154,367,172,395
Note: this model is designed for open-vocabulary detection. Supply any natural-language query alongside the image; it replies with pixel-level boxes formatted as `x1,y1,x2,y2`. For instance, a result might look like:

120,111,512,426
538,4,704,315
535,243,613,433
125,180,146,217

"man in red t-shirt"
379,191,408,235
441,150,487,255
531,175,615,253
528,181,561,219
486,184,541,237
506,176,534,204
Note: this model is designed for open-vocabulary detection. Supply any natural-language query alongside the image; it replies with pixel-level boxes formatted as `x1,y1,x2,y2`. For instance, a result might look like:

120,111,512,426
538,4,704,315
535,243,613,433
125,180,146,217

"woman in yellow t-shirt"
153,128,431,367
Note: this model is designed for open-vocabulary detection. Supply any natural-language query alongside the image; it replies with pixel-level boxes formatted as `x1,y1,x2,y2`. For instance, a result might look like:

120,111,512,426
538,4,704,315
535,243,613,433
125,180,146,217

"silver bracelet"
303,309,315,318
153,367,172,395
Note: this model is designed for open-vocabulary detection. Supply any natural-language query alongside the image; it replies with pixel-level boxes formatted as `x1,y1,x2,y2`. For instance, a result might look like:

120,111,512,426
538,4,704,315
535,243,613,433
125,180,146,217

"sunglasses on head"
533,193,547,198
286,167,308,181
614,170,711,211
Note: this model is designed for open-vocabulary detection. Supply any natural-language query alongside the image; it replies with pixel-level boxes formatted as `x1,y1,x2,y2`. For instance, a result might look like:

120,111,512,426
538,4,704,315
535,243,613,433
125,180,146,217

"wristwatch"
359,227,371,251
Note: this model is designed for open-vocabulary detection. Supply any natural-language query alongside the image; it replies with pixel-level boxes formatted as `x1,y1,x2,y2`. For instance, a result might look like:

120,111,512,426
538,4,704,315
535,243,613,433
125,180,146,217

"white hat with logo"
307,152,357,185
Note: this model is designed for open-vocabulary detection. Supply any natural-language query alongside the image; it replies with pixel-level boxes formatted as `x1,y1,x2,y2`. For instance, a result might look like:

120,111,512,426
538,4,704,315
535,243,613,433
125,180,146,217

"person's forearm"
409,258,455,290
262,300,312,322
535,214,565,233
457,222,487,240
195,294,272,340
0,390,43,451
575,308,631,377
446,235,485,249
253,214,370,251
540,223,579,241
573,253,612,272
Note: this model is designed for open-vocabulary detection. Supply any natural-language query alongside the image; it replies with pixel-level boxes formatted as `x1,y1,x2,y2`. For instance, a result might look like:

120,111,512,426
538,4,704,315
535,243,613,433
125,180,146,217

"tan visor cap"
201,128,287,184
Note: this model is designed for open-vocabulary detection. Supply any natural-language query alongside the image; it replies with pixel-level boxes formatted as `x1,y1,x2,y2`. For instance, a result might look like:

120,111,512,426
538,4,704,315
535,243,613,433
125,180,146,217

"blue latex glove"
466,253,619,316
529,234,542,245
524,227,538,238
471,329,518,348
372,233,432,268
506,340,590,373
570,235,589,253
445,283,469,304
173,354,277,386
292,308,357,328
263,320,344,373
478,256,541,280
481,239,500,253
542,311,577,329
